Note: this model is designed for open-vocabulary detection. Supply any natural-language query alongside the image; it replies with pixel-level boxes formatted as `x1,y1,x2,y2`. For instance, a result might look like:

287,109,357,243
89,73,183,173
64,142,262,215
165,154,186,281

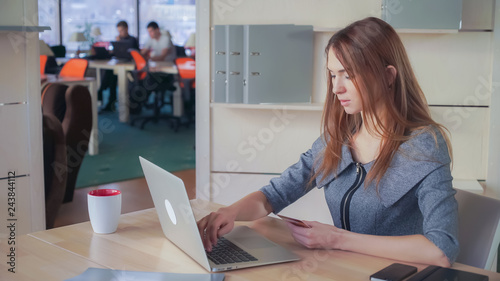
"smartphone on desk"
277,214,311,228
370,263,417,281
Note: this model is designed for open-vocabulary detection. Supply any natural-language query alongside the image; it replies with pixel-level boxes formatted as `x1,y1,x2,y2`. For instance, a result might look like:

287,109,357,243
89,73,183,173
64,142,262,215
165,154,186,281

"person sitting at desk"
197,17,459,267
98,20,139,112
116,20,139,50
141,21,176,62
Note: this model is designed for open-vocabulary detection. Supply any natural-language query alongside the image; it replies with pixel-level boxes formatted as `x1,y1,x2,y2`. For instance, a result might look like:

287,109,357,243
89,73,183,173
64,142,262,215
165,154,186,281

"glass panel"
139,0,196,47
38,0,60,45
61,0,138,53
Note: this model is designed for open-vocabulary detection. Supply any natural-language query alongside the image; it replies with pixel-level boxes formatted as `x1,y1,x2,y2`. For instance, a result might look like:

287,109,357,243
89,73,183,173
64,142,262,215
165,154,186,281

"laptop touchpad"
232,237,275,249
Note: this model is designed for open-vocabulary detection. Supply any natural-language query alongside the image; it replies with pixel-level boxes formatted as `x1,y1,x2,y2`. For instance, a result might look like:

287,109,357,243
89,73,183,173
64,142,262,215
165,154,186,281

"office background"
38,0,196,51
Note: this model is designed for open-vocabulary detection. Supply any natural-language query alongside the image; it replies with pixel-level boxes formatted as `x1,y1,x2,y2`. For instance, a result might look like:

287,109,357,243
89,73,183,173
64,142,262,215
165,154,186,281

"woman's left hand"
285,221,344,250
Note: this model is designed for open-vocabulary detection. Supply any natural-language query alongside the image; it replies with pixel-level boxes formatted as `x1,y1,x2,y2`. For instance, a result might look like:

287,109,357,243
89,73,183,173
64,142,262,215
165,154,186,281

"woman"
197,17,459,266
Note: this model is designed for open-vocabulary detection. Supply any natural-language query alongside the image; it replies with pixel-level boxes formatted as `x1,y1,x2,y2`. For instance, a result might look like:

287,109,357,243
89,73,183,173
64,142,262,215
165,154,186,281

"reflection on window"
139,0,196,47
38,0,60,45
61,0,137,52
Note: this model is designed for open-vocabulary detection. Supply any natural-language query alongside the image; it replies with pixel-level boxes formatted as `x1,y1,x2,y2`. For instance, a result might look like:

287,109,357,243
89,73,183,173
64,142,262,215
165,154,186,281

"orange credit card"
277,214,311,228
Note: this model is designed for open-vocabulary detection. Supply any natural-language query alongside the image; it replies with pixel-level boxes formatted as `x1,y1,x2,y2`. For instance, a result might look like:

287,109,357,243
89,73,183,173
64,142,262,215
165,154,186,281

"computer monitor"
92,46,111,60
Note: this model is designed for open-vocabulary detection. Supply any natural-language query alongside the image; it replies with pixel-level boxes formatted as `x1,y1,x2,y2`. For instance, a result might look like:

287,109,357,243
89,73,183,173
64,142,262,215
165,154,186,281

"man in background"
116,20,139,50
98,21,139,112
141,21,176,62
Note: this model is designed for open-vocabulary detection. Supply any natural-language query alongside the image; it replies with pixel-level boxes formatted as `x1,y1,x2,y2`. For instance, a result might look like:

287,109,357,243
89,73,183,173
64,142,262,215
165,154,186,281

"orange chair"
175,57,196,127
58,58,88,78
129,50,177,130
40,55,48,75
176,57,196,80
130,50,148,80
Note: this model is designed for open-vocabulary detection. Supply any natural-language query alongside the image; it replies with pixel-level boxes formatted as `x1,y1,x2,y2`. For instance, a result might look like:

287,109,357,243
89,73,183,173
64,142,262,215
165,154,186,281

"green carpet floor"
76,110,195,188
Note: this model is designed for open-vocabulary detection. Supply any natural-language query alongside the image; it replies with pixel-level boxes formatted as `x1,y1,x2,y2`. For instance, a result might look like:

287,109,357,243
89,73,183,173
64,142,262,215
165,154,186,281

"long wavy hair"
314,17,452,188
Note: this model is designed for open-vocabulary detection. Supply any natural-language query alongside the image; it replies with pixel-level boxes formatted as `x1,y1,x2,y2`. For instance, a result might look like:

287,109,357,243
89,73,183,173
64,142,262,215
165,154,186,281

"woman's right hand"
197,207,237,252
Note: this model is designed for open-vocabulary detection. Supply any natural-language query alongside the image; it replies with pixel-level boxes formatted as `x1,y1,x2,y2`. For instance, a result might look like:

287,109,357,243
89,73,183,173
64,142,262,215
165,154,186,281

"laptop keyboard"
206,237,258,265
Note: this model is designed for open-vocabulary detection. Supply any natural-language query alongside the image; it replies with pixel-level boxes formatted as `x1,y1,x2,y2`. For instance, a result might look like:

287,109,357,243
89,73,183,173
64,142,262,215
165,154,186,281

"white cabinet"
0,0,36,26
430,107,489,180
211,104,322,173
0,176,33,235
0,0,47,236
0,35,28,104
0,104,30,176
400,32,493,106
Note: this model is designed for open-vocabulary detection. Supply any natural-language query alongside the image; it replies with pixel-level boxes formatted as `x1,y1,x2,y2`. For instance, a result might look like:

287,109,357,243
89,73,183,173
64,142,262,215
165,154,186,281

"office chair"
129,50,178,130
41,83,92,203
175,45,187,58
42,113,67,229
50,45,66,58
59,58,88,78
40,55,48,75
455,188,500,270
174,57,196,127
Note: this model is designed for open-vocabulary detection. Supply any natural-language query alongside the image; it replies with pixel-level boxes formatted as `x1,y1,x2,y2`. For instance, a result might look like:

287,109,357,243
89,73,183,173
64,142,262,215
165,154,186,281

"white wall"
401,32,493,106
486,0,500,197
211,0,381,26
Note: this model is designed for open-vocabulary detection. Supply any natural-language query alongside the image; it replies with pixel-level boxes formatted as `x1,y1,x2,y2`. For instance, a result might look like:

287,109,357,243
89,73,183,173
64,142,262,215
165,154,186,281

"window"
38,0,60,45
37,0,196,52
139,0,196,47
61,0,138,51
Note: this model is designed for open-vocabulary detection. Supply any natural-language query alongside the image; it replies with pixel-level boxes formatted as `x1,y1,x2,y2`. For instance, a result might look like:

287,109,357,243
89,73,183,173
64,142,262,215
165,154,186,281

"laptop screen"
111,41,134,60
92,46,110,59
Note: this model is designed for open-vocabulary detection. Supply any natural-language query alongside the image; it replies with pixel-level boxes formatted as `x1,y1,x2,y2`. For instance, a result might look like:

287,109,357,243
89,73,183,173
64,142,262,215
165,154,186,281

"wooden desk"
89,59,180,123
0,235,105,280
4,200,500,280
41,75,99,155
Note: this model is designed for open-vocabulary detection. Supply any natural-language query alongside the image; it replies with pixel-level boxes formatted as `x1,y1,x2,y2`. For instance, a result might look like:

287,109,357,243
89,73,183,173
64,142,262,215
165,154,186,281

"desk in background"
88,59,180,123
56,58,180,123
2,200,498,281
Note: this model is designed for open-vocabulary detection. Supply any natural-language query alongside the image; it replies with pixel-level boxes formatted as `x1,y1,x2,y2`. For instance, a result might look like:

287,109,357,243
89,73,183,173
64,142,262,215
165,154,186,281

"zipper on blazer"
340,162,366,231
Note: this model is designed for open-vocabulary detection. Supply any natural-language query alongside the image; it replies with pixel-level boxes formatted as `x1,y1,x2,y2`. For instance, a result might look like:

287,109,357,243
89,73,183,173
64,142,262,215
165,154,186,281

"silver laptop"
139,156,300,272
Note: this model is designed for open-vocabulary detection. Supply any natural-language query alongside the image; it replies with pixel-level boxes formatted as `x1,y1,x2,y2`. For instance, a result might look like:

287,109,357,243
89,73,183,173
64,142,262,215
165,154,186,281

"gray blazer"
260,128,459,263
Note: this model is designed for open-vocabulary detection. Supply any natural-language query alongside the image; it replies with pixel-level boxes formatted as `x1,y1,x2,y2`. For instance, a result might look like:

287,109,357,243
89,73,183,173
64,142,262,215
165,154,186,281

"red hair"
315,17,452,187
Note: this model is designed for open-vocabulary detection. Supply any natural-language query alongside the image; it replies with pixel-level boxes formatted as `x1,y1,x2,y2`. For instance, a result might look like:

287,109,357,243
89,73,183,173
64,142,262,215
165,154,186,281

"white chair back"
455,188,500,270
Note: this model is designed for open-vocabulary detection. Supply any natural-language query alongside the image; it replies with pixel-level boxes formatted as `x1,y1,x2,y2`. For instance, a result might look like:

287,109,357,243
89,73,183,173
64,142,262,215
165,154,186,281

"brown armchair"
42,83,92,205
42,113,67,229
